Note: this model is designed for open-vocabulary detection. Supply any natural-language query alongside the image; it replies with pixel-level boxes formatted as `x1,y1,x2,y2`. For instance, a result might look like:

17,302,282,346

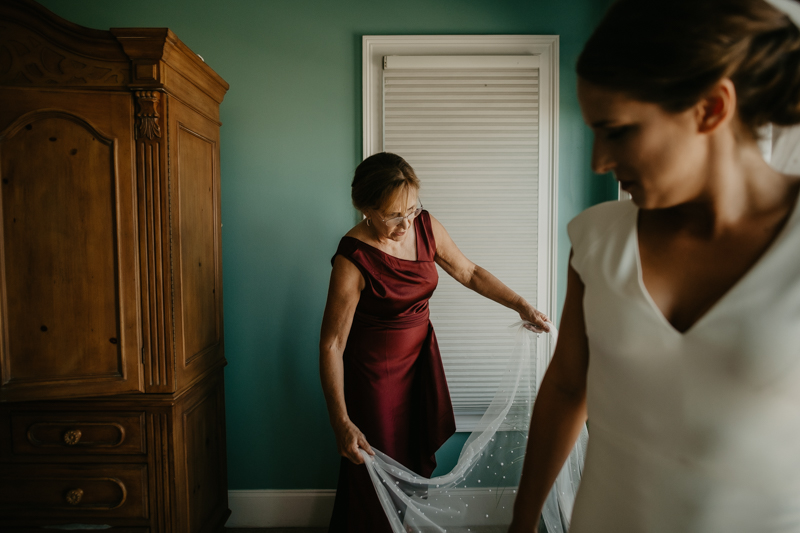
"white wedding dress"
566,177,800,531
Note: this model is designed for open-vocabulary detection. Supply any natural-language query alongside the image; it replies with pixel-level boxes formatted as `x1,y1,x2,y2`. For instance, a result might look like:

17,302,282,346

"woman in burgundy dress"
320,152,549,532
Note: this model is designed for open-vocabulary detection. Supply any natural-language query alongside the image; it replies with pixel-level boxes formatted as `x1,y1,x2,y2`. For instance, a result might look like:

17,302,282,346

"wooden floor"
227,529,327,533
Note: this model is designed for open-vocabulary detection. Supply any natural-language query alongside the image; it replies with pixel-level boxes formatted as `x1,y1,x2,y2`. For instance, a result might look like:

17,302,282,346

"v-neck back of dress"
566,200,800,533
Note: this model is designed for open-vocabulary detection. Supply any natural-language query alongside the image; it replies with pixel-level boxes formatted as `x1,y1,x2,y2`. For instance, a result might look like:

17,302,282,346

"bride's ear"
696,78,736,134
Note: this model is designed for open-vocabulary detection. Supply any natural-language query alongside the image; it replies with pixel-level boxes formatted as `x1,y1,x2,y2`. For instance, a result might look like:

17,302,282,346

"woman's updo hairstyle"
351,152,420,212
577,0,800,137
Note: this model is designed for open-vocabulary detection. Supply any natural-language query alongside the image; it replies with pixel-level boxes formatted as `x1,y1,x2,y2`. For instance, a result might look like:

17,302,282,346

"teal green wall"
39,0,616,490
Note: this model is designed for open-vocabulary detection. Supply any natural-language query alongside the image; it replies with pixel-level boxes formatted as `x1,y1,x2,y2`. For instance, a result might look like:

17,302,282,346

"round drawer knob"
63,429,82,446
65,488,84,505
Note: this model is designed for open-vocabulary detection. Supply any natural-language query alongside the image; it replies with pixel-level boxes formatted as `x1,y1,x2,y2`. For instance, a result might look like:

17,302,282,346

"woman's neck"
673,133,795,237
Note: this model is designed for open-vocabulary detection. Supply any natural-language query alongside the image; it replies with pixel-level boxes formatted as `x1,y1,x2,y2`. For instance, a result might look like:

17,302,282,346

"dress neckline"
632,190,800,336
343,212,423,262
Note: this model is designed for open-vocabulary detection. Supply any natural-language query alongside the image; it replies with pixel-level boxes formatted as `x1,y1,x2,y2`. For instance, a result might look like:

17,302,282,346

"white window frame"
363,35,559,430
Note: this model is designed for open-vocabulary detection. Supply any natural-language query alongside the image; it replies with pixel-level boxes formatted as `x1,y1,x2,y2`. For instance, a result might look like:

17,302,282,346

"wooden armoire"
0,1,230,531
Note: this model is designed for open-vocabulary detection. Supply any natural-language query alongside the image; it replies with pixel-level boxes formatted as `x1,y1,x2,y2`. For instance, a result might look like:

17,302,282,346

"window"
363,36,559,430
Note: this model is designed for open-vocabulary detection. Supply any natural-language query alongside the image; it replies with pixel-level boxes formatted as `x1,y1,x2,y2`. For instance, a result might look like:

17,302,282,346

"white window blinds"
382,55,541,429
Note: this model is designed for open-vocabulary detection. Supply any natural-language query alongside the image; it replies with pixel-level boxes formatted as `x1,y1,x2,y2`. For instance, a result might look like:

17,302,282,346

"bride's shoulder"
571,200,636,231
567,200,636,263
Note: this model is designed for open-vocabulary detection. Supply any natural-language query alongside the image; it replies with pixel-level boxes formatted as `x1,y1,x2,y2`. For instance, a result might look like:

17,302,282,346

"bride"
511,0,800,531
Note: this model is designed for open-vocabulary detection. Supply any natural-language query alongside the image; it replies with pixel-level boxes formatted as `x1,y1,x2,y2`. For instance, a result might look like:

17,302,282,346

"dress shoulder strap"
416,210,437,261
331,236,381,286
331,236,359,267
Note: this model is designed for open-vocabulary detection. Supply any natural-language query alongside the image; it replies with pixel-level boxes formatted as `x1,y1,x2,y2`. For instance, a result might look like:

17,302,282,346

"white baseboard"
226,489,336,528
225,488,517,528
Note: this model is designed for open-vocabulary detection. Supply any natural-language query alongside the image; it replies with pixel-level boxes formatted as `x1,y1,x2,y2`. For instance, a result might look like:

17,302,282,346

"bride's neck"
678,132,792,235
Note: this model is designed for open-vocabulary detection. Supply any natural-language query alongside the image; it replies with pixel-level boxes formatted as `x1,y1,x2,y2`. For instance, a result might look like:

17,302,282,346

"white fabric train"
360,322,588,533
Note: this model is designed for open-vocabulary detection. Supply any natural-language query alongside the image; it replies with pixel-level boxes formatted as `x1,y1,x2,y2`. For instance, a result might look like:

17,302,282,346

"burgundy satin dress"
328,210,456,533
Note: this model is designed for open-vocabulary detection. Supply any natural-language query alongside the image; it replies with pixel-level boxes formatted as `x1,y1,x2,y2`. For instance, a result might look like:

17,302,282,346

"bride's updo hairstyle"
577,0,800,138
351,152,420,212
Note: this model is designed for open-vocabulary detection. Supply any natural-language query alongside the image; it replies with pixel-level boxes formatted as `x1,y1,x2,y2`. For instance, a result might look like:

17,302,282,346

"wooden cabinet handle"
66,488,84,505
63,429,82,445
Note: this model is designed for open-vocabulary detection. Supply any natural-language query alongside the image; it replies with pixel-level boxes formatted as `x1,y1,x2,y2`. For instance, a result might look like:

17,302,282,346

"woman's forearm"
465,264,531,314
319,344,375,464
511,372,588,529
319,347,349,426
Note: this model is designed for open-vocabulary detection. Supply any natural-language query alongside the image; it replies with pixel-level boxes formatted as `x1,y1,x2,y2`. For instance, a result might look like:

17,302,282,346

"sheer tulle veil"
359,2,800,532
361,322,587,533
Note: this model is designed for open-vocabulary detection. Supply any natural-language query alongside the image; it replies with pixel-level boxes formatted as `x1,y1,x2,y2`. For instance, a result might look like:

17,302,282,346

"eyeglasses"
381,202,423,228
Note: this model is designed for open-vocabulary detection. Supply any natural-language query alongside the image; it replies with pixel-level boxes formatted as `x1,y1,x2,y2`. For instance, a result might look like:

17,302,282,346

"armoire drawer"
0,463,148,519
11,412,146,455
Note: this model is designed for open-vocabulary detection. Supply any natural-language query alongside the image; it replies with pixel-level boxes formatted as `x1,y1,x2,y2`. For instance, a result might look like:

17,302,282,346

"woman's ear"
696,78,737,134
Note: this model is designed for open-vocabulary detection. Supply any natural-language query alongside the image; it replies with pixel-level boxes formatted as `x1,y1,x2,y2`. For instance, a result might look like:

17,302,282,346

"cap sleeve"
568,200,636,279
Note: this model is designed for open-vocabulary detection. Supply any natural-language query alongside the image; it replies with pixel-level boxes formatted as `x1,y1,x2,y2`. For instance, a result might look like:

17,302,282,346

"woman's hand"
333,418,374,465
518,302,550,332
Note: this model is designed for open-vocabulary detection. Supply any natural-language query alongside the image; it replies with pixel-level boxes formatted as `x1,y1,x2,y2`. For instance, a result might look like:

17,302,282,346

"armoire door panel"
177,125,219,362
169,373,228,533
168,96,224,390
0,91,142,401
1,113,120,378
182,382,226,532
